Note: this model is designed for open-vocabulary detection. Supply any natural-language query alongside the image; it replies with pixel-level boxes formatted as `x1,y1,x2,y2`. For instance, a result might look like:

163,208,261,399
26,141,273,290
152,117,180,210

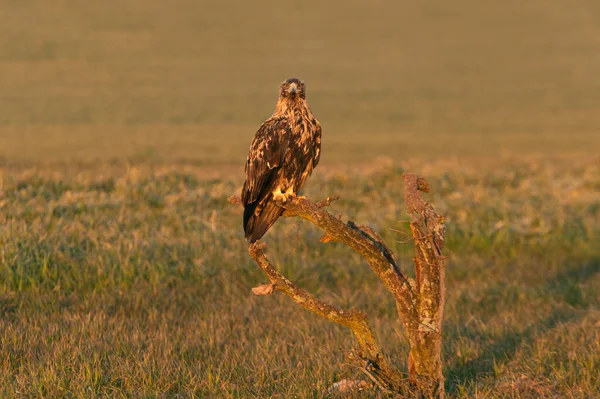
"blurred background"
1,0,599,168
2,2,600,397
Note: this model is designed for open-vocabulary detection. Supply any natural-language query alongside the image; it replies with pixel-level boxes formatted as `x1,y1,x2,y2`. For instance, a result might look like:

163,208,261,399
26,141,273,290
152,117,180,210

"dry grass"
1,0,600,397
1,155,599,397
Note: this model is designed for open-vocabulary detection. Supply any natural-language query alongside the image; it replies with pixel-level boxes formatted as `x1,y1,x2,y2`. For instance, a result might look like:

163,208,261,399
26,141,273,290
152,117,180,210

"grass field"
1,1,600,397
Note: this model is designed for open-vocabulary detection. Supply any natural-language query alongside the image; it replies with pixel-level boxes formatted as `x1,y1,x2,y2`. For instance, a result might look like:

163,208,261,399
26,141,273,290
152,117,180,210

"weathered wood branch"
229,173,446,397
229,193,417,325
403,174,446,396
246,241,401,390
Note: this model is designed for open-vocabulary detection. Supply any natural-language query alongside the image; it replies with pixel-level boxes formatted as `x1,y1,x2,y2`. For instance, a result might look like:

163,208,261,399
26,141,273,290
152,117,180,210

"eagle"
241,78,322,242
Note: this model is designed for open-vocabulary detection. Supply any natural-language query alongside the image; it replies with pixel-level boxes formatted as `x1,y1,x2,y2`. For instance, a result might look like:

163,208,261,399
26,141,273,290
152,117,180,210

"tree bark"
403,175,446,396
229,173,446,397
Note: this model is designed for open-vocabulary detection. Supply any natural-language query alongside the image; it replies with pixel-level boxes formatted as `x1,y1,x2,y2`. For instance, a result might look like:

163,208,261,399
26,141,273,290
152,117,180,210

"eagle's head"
278,78,306,100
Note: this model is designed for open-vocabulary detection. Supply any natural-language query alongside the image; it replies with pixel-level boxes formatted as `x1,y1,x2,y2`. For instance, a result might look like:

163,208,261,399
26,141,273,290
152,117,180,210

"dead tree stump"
229,173,446,397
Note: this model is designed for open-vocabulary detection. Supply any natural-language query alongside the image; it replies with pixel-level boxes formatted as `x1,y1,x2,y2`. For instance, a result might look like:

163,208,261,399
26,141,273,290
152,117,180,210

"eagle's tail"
244,200,284,243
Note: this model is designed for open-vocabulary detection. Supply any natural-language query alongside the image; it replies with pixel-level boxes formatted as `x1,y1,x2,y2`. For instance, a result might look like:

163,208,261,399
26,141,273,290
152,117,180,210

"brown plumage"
242,78,322,242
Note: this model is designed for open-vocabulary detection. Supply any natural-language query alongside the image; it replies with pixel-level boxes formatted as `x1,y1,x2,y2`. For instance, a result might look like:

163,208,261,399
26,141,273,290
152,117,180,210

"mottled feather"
242,117,291,205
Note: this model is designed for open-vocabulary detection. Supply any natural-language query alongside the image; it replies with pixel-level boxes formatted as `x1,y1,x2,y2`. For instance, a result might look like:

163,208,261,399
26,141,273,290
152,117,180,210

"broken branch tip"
228,194,242,205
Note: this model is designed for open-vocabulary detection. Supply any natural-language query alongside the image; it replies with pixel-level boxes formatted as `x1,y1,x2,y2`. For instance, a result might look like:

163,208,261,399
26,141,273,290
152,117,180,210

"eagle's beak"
288,83,298,95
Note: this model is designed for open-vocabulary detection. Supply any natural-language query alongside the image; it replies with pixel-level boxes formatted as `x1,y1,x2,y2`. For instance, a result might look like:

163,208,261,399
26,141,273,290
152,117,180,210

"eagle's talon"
272,191,287,204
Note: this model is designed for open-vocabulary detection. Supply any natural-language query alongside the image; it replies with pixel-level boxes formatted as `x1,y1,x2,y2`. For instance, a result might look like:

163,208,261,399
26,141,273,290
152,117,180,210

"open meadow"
1,1,600,397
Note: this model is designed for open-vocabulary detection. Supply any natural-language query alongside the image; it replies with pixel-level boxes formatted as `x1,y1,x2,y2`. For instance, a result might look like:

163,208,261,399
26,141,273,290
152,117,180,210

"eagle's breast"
284,104,321,191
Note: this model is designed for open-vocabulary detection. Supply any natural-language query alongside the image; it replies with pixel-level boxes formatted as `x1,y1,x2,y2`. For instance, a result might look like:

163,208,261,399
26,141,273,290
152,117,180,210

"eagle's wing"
242,117,290,241
242,117,290,204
